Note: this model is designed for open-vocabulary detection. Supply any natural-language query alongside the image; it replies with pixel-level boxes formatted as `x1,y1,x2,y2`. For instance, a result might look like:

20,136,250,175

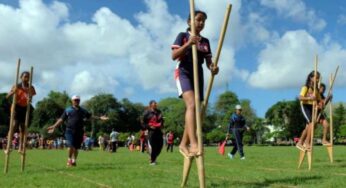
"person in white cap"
226,104,249,160
47,95,108,167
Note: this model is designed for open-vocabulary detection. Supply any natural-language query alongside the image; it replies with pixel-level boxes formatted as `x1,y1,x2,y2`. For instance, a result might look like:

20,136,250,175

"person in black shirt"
142,100,163,165
226,105,249,160
47,95,108,167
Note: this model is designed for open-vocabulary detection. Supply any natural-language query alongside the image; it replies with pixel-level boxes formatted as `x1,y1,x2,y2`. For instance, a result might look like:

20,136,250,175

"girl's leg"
181,91,198,154
321,120,330,145
179,127,190,157
298,125,308,145
304,123,312,150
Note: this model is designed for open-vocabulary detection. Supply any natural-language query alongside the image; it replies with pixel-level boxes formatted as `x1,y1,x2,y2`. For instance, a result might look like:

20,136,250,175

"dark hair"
21,71,30,78
305,70,320,87
186,10,207,31
149,100,156,105
319,83,326,93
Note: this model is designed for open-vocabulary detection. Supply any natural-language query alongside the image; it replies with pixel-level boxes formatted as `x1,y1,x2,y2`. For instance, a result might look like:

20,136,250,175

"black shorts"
14,105,33,130
175,68,204,101
301,104,313,124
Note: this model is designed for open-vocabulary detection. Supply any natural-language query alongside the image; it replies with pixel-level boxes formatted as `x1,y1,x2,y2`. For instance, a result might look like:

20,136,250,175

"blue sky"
0,0,345,118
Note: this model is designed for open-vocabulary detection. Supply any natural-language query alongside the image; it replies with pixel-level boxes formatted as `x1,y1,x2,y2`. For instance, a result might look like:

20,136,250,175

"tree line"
0,91,345,144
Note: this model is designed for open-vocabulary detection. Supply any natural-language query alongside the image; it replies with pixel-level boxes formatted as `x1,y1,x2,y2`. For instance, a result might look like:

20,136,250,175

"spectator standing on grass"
166,131,174,152
98,134,105,151
226,105,249,160
140,129,147,153
110,129,119,152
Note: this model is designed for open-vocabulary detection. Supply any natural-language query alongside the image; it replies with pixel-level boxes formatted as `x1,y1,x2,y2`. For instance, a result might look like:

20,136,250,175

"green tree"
31,91,70,138
83,94,123,136
215,91,240,116
214,91,240,129
250,118,270,144
158,98,185,137
333,103,346,141
118,98,145,133
0,93,11,137
265,99,305,140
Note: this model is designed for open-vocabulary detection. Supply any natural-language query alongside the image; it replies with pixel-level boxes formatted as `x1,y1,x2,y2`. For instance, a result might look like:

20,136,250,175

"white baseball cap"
71,95,80,100
235,104,242,110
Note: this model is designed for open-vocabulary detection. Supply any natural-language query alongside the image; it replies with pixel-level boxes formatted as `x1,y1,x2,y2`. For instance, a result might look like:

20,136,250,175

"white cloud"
260,0,326,31
337,14,346,25
248,30,346,89
0,0,245,101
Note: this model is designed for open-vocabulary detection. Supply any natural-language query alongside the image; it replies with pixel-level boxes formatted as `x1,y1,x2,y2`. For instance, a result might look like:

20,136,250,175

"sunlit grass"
0,146,345,187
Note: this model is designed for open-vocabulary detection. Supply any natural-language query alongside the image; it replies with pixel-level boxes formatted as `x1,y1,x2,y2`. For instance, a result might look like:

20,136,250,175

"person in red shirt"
6,71,36,154
139,129,147,153
166,131,174,152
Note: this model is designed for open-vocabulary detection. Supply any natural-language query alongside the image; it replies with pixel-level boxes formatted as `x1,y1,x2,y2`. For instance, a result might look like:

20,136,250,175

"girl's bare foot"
322,140,331,146
179,146,191,159
189,145,202,157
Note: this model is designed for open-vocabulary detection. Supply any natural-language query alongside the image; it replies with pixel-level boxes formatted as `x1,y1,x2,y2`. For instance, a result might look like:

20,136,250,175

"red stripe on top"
174,69,179,80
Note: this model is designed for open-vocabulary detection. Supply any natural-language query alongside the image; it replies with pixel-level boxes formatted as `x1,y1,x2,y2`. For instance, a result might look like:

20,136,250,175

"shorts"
301,104,313,124
14,105,33,130
175,68,204,100
65,129,83,149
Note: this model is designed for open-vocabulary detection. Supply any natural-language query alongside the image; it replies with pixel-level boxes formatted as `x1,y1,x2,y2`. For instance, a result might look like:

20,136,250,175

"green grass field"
0,146,345,188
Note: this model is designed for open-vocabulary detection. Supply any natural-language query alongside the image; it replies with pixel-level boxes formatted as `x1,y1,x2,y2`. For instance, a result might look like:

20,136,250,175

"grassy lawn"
0,146,345,188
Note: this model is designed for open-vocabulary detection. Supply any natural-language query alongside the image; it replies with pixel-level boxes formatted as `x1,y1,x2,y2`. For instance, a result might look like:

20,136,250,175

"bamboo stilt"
298,150,305,169
308,55,318,171
327,73,334,163
202,4,232,117
21,66,34,172
181,157,193,187
326,146,333,163
307,151,312,170
4,59,21,174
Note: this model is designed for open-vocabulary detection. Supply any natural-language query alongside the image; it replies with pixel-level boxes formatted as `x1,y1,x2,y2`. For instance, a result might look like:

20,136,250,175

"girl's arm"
206,57,219,75
172,36,200,60
6,85,16,99
298,95,316,102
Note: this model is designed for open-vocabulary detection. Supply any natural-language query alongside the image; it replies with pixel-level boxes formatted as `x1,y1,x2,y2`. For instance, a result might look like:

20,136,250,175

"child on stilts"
5,71,36,154
296,71,321,151
171,10,218,157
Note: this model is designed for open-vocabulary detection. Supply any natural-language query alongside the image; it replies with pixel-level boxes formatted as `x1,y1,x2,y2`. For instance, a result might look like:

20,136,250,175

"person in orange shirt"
6,71,36,154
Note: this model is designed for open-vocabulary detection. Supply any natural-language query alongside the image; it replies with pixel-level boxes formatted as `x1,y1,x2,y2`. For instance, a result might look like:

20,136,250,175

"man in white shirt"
110,129,119,152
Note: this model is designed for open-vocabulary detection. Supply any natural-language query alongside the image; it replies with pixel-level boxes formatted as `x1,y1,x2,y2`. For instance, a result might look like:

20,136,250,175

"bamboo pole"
190,0,205,186
326,74,334,163
4,59,21,173
308,55,318,171
298,150,305,169
202,4,232,117
316,66,339,121
21,66,33,172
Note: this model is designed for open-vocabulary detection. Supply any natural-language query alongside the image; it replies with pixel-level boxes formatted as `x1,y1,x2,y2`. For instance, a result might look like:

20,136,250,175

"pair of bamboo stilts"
4,59,34,173
181,1,232,187
298,56,339,170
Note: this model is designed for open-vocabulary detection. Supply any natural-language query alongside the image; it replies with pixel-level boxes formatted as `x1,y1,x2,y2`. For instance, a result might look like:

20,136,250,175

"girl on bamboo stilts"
5,71,36,154
296,71,321,151
171,10,218,157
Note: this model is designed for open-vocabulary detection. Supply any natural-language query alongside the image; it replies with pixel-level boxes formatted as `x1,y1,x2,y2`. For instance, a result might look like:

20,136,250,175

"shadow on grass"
209,175,322,188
